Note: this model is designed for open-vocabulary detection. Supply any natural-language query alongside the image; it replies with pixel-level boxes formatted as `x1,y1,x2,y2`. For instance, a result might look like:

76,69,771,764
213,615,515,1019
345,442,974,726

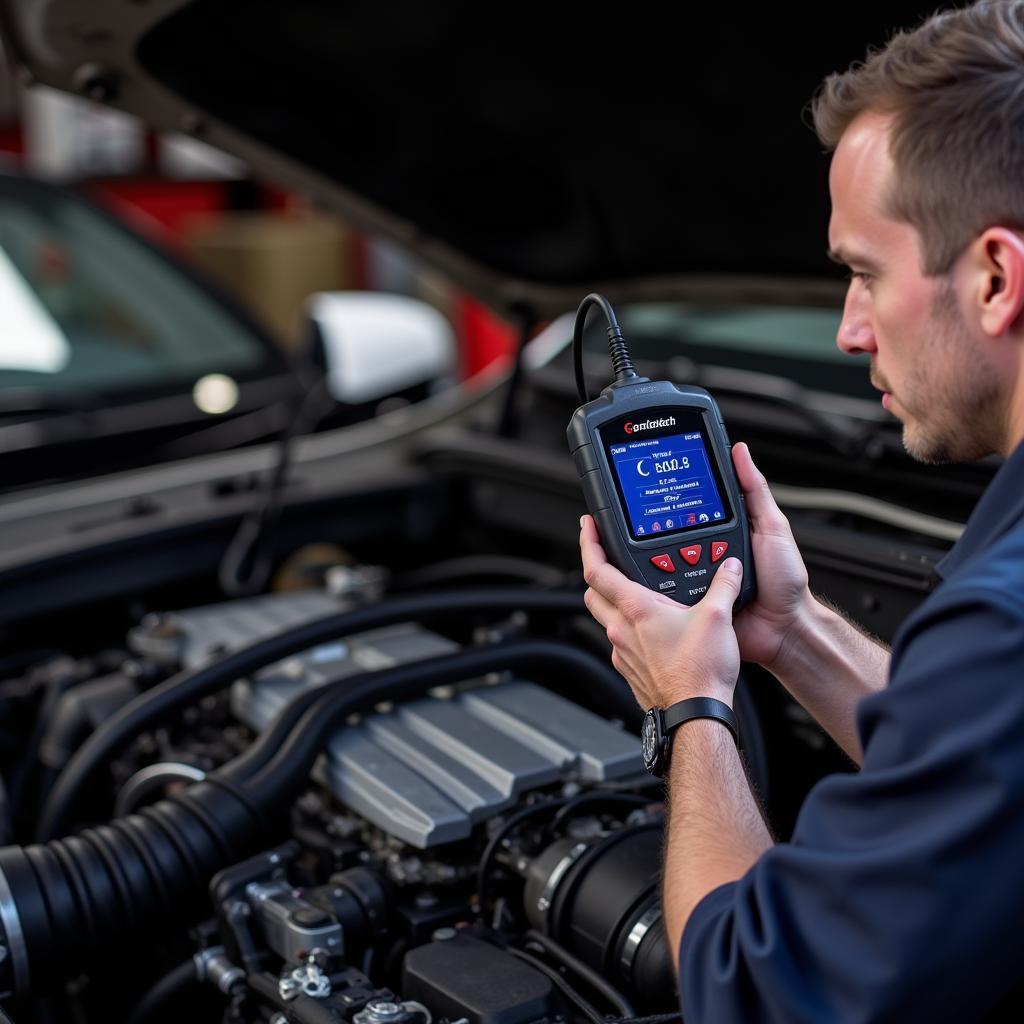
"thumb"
704,557,743,611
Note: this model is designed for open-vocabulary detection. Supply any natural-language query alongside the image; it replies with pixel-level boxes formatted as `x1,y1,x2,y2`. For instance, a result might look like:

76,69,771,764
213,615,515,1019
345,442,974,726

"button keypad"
680,544,702,566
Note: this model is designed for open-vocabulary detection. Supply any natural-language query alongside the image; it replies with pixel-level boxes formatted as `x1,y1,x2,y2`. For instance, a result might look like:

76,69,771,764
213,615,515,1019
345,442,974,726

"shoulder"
899,522,1024,642
860,528,1024,757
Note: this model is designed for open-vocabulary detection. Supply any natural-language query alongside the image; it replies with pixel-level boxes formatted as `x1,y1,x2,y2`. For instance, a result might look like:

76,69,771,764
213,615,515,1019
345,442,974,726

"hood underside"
0,1,947,316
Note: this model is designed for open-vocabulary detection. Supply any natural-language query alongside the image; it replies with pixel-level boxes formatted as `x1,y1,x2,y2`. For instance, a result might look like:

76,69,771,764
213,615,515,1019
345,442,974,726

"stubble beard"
896,281,1002,464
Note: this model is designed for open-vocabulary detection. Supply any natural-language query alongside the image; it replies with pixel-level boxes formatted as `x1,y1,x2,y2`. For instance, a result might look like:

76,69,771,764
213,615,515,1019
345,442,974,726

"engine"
0,583,687,1024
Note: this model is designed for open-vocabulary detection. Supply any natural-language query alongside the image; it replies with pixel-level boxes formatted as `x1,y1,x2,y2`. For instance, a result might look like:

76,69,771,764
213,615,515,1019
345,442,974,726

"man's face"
828,112,999,463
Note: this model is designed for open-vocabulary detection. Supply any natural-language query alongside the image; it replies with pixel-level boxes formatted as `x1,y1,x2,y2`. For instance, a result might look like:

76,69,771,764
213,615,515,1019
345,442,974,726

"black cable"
38,588,590,841
572,293,638,405
476,798,570,912
507,947,606,1024
217,597,619,787
548,791,652,834
122,959,198,1024
524,929,636,1018
732,673,770,810
218,376,333,599
498,305,538,437
8,665,83,824
240,639,638,808
393,555,569,591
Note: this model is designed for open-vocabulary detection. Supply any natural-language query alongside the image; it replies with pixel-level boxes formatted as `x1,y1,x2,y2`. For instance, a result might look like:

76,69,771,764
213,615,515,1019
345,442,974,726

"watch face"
641,710,659,767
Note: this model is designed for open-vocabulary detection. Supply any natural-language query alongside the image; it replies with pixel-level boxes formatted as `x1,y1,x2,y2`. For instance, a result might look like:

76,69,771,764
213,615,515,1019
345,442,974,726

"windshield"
0,173,279,399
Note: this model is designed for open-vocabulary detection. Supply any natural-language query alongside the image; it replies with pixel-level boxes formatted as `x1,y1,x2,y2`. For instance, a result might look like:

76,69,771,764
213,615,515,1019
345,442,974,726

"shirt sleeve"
678,589,1024,1024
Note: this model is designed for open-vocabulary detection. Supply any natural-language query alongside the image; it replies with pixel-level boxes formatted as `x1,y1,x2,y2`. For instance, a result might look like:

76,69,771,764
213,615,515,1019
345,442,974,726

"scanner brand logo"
624,416,676,435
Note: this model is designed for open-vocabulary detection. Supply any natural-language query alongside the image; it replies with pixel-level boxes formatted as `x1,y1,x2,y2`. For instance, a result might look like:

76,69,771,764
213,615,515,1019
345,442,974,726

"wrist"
660,674,735,709
760,586,821,679
645,697,739,777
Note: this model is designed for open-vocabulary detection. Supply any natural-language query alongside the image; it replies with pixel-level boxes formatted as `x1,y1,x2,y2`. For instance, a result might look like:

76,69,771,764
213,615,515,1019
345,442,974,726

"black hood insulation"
134,2,944,288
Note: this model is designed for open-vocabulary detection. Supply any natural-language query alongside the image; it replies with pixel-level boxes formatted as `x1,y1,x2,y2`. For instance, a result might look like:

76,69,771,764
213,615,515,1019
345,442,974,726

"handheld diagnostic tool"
567,294,756,609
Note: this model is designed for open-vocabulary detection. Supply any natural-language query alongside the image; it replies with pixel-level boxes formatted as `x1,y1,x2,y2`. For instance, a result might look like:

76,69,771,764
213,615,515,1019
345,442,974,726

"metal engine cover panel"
324,682,638,849
130,591,344,669
458,682,638,782
230,623,460,731
326,730,471,848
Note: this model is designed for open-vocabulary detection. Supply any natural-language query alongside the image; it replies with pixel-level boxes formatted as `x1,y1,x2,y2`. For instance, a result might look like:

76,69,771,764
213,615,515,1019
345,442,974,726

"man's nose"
836,286,877,356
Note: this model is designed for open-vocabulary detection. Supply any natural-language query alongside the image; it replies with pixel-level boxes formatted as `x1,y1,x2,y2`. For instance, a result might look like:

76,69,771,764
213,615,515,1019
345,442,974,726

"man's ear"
967,228,1024,338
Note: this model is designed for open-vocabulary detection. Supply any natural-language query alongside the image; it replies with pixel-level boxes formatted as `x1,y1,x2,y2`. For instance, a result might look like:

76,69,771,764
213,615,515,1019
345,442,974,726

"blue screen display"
607,430,727,540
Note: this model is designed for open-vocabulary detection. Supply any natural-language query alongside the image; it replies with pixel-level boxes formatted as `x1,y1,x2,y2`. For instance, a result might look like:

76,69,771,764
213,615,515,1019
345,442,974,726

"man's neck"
1000,393,1024,459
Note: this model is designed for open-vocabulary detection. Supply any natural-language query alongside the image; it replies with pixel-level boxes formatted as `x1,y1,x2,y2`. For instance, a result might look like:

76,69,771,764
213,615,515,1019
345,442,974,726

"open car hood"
0,1,944,317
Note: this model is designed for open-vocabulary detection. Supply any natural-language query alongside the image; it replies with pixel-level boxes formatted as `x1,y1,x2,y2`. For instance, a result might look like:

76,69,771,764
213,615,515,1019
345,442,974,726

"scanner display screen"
602,411,731,541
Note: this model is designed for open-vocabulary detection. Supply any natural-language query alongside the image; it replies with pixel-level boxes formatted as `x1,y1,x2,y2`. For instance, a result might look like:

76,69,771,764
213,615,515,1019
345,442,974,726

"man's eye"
847,271,874,285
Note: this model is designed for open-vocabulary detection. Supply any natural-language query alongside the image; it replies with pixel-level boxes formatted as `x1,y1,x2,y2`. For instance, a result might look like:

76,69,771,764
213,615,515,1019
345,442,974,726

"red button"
711,541,729,563
649,554,675,573
679,544,702,566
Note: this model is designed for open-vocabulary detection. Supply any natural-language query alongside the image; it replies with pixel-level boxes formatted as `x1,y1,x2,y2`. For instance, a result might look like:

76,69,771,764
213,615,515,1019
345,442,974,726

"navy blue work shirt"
679,441,1024,1023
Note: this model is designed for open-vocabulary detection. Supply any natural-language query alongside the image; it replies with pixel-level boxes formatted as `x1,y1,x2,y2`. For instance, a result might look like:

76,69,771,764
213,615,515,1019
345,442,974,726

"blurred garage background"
0,48,516,378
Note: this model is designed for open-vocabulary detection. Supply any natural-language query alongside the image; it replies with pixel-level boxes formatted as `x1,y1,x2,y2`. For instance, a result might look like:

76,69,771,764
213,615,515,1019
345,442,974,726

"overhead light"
193,373,239,415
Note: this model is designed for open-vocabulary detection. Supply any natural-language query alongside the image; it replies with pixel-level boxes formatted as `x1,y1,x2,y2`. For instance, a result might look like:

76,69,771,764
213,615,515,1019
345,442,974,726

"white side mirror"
307,291,456,406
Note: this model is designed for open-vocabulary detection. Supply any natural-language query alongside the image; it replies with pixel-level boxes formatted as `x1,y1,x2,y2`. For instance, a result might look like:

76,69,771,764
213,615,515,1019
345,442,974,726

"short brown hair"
811,1,1024,275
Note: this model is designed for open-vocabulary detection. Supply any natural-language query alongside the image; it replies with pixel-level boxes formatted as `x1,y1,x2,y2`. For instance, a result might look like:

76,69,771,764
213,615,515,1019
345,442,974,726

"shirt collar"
935,441,1024,580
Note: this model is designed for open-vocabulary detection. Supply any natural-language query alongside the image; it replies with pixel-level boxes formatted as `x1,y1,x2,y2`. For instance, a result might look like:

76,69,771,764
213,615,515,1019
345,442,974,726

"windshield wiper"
664,357,892,460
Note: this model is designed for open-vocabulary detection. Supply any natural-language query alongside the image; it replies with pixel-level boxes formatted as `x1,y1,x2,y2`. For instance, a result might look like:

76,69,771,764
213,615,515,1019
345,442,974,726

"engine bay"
0,566,752,1024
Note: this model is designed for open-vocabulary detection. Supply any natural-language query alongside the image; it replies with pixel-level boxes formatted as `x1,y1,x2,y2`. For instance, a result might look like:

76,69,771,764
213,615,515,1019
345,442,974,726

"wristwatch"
641,696,739,777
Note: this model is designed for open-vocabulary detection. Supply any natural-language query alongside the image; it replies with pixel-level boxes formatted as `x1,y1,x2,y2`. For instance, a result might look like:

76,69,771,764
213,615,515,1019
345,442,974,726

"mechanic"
579,2,1024,1020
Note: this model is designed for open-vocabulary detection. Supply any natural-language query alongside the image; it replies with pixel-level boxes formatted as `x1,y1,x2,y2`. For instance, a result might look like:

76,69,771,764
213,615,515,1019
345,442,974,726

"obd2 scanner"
567,293,756,609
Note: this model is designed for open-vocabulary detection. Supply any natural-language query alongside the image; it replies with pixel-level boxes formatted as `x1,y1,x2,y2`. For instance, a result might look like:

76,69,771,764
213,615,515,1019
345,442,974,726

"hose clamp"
536,842,589,924
620,905,662,978
0,866,29,996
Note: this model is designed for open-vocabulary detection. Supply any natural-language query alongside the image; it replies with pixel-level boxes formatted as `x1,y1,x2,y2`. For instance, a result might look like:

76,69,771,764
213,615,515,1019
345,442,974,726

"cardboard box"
184,212,356,347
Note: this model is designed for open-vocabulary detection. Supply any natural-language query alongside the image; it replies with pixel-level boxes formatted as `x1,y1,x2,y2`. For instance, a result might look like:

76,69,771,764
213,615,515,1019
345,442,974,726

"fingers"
579,515,641,605
731,442,789,535
578,514,609,585
703,557,744,614
583,585,615,629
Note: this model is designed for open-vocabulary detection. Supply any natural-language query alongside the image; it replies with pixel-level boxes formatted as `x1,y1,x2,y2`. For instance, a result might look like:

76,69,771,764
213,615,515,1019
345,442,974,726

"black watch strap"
662,696,739,745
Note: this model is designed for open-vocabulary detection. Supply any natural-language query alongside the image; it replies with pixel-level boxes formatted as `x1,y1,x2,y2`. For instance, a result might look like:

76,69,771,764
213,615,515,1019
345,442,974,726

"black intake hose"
38,588,588,841
525,826,675,1013
0,776,263,998
0,640,633,997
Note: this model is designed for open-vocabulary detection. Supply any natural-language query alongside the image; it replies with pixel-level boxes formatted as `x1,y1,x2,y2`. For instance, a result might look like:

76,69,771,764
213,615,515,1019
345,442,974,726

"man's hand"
580,515,744,709
729,442,812,671
582,511,773,965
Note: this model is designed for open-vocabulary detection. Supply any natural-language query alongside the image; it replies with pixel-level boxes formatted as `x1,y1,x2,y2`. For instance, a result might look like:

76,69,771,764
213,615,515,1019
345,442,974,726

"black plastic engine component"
524,825,675,1011
210,841,390,974
403,932,562,1024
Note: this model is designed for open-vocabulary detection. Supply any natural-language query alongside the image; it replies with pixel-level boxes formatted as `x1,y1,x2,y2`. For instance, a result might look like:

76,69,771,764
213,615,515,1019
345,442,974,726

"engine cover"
230,621,639,847
321,681,639,847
